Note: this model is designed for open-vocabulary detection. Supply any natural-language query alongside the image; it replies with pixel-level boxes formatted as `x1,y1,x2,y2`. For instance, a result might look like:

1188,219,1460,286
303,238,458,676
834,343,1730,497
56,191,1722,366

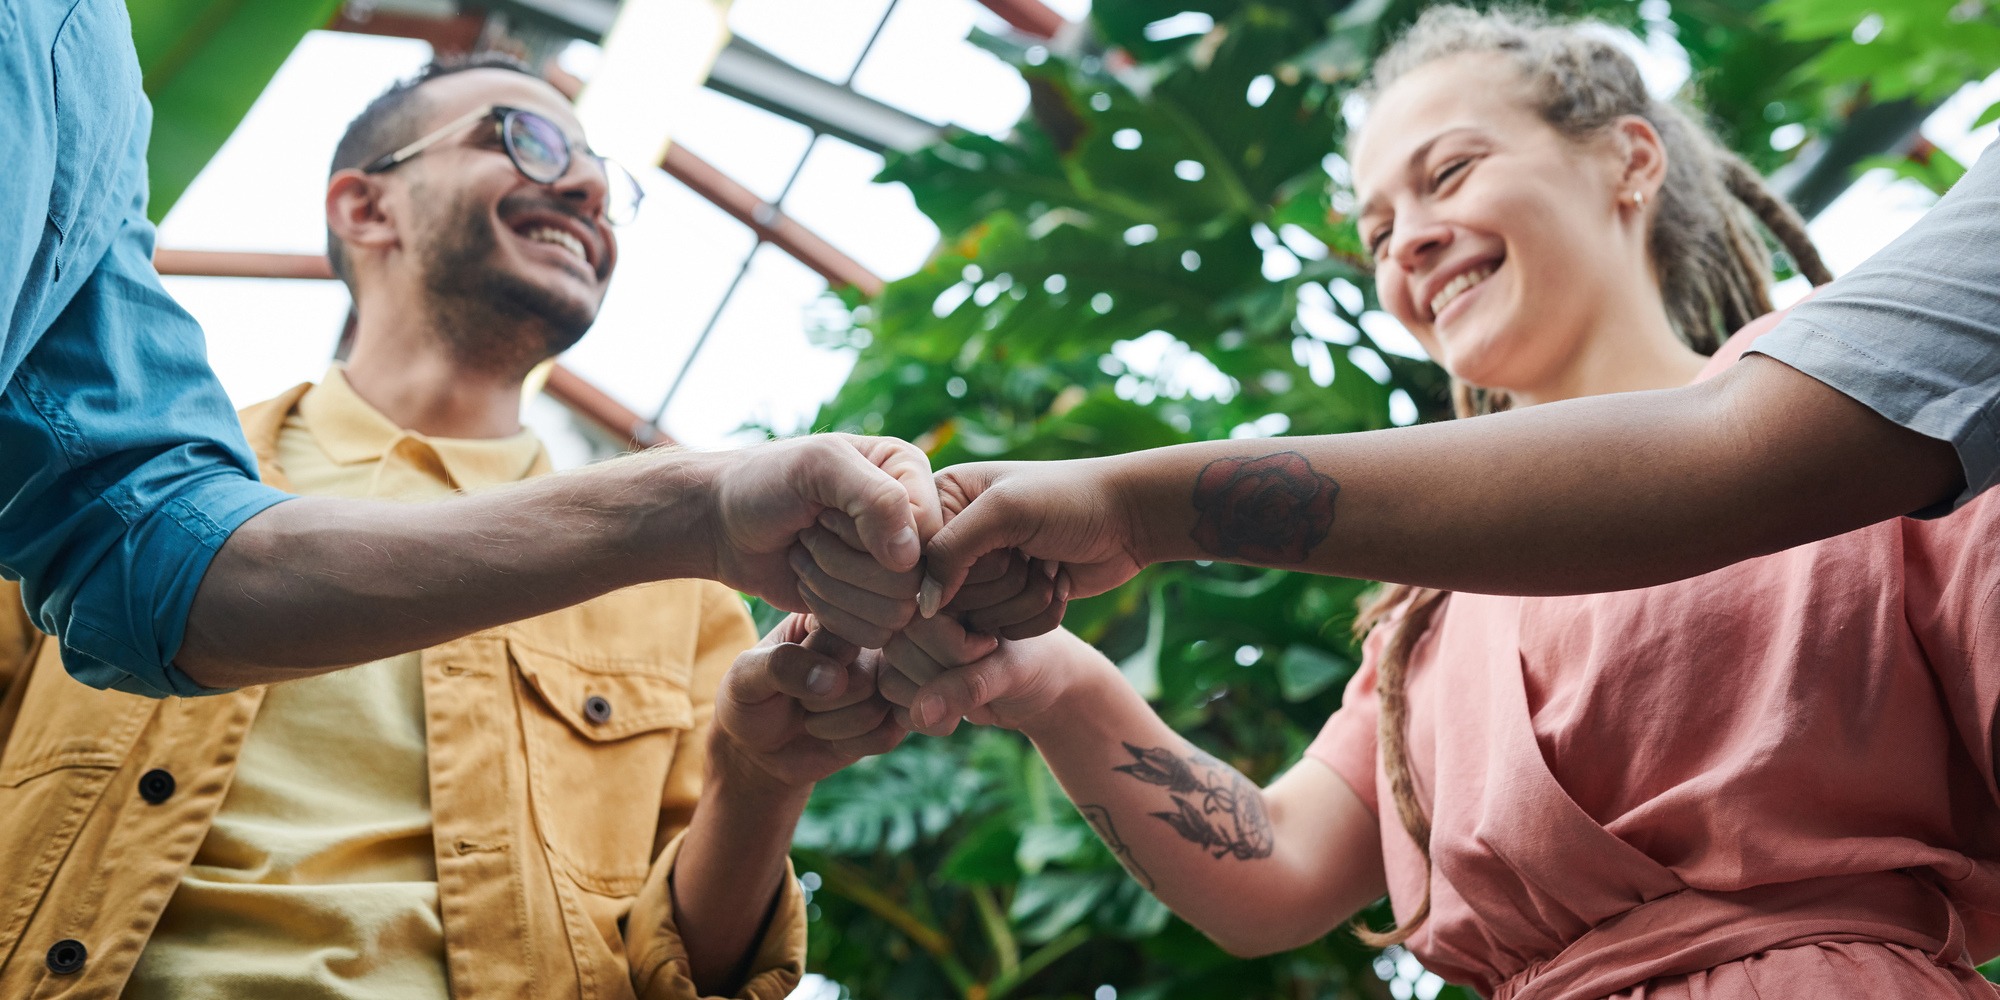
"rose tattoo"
1188,451,1338,563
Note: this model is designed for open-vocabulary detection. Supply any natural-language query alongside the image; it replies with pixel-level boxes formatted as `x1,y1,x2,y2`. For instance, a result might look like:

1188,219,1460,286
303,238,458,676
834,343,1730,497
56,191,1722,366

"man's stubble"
416,183,601,377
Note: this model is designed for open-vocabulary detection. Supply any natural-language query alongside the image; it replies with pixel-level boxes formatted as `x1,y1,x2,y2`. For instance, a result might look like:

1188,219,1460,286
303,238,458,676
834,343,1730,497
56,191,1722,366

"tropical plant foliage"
130,0,346,221
793,0,2000,997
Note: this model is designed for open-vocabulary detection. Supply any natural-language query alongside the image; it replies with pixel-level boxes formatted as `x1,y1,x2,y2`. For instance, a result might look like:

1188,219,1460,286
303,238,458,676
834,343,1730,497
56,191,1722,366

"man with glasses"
0,56,911,998
1,0,935,704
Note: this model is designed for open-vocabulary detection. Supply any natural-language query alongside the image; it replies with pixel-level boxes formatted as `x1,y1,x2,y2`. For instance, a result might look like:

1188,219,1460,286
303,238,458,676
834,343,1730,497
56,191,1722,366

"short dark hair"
325,52,541,287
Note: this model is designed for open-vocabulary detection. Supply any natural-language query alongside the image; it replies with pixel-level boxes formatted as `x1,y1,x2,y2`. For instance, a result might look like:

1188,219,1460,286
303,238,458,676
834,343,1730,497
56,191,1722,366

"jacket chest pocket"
510,638,693,895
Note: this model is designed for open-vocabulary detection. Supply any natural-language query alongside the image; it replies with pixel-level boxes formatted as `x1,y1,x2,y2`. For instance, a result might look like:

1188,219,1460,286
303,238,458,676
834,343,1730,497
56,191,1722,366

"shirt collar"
298,368,551,490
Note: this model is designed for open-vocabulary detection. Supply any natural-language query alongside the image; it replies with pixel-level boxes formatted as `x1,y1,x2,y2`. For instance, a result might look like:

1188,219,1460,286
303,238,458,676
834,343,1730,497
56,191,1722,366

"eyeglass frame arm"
360,105,500,175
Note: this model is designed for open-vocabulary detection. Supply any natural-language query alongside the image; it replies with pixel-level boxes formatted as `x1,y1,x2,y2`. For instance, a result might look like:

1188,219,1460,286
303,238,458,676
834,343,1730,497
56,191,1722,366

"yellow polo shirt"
125,369,545,1000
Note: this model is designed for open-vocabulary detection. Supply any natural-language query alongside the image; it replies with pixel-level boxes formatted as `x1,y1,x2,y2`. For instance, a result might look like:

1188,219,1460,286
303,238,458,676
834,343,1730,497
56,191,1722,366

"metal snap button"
138,769,175,804
582,695,612,724
46,939,86,975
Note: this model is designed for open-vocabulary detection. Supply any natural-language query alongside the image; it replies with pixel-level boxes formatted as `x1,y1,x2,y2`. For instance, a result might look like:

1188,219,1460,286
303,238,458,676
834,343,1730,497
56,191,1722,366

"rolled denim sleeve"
0,0,288,697
1749,142,2000,513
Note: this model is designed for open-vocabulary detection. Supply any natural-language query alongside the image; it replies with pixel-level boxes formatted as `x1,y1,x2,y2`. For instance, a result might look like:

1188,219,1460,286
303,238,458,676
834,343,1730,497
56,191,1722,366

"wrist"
1100,452,1183,567
620,448,728,583
705,728,815,811
1018,642,1126,745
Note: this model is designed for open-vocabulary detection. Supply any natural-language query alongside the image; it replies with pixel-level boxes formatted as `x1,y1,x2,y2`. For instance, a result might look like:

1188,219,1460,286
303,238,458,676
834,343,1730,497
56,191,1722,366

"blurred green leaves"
795,0,2000,997
130,0,343,221
803,1,1422,991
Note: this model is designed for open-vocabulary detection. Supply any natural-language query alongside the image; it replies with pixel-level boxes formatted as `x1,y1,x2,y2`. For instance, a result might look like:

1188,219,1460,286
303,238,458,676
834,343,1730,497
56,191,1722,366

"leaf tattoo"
1114,744,1202,794
1114,742,1274,862
1080,804,1156,891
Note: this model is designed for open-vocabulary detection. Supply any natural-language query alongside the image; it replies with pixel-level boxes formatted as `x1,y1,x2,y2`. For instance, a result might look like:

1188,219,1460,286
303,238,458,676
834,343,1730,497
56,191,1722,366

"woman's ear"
1612,115,1667,207
326,170,398,262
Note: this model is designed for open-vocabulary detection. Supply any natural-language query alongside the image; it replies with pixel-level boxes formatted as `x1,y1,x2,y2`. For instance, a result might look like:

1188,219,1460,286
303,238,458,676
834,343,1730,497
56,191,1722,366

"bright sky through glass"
158,14,1996,464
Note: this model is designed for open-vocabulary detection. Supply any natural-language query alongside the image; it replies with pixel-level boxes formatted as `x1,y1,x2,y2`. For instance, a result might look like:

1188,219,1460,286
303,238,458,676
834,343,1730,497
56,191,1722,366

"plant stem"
797,851,978,992
971,884,1020,977
985,925,1092,1000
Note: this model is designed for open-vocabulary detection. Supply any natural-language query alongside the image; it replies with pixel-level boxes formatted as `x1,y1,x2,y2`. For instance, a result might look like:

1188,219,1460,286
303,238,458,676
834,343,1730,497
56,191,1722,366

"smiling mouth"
1430,263,1496,320
519,225,590,270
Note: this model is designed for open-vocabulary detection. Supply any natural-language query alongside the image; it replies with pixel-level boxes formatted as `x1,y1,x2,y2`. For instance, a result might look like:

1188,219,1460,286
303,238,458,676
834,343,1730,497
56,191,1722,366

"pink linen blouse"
1309,328,2000,999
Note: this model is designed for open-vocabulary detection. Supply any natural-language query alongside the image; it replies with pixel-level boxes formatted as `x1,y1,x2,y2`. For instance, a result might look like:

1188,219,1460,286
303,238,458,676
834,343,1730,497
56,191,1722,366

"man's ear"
326,169,398,260
1611,115,1667,206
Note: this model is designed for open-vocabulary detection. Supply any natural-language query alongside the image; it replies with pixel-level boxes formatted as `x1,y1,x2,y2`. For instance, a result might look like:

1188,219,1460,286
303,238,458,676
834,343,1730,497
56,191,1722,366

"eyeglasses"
363,104,645,226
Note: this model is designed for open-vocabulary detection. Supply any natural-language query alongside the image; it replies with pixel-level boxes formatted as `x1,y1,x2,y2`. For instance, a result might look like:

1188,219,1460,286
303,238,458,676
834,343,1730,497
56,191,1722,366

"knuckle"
958,667,995,708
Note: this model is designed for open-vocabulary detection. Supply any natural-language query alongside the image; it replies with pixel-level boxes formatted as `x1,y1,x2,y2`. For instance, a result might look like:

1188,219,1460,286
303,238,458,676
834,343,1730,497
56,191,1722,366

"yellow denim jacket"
0,383,804,999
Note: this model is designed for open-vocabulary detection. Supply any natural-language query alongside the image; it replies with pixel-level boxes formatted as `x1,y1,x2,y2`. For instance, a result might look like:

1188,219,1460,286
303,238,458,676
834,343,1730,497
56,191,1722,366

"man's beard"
417,188,599,375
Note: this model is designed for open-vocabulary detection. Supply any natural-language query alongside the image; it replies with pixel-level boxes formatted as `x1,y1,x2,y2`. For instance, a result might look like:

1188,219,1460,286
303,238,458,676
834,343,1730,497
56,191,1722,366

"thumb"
725,639,849,711
909,655,1011,737
802,439,923,573
918,475,1014,619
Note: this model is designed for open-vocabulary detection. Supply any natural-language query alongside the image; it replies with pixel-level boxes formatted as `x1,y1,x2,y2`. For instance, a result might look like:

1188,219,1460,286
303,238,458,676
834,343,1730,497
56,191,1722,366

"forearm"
671,734,811,997
1018,647,1379,954
1115,356,1958,595
178,450,724,687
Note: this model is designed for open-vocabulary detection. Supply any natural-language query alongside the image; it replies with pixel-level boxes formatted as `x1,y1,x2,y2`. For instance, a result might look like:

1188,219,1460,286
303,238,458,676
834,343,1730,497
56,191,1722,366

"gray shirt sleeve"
1749,142,2000,514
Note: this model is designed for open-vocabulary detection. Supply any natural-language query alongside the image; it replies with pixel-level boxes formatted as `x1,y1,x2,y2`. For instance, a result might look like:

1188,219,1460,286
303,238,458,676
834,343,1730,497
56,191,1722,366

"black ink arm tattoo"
1188,451,1339,564
1079,804,1156,891
1113,742,1274,861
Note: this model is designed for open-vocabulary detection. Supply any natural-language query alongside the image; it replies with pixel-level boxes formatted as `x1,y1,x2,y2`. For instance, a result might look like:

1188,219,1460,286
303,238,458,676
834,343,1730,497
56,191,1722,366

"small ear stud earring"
1627,190,1647,209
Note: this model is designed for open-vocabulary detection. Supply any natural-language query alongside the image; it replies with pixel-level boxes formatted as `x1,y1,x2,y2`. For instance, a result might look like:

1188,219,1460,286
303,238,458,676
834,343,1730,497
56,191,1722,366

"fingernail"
891,524,918,555
818,510,840,530
1038,558,1058,579
917,694,944,729
806,664,837,695
917,577,944,618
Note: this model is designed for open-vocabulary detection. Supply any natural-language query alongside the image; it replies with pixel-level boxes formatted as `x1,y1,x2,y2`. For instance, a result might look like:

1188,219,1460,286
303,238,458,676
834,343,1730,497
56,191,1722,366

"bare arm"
672,619,903,994
879,625,1386,956
920,356,1960,610
179,434,939,688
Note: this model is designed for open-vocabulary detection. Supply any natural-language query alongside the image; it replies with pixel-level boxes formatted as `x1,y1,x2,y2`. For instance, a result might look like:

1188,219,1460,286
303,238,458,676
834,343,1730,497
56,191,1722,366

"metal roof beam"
976,0,1068,40
462,0,946,154
152,249,672,449
705,37,941,154
660,145,884,295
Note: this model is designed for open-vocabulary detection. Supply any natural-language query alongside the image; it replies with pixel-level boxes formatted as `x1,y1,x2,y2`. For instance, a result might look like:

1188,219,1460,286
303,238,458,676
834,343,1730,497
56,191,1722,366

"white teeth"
1430,265,1495,319
525,226,588,266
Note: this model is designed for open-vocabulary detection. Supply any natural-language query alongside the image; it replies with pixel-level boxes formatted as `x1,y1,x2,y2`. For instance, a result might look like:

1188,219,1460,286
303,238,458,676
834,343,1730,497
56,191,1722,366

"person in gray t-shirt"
1750,143,2000,512
894,149,1993,611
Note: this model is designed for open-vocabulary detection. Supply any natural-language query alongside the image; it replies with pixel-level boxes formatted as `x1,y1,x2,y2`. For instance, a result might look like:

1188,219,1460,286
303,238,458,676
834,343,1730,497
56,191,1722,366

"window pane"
848,0,1029,136
560,169,759,416
781,137,939,280
160,31,434,254
658,246,852,447
667,87,817,203
165,276,350,409
728,0,894,84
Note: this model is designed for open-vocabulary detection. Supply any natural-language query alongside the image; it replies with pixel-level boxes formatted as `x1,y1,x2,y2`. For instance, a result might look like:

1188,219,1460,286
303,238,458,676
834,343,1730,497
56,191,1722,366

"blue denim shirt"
1,0,288,696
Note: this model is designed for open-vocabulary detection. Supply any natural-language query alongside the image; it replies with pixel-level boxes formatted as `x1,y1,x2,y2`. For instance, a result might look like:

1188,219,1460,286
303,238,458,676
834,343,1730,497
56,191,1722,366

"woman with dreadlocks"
863,7,2000,997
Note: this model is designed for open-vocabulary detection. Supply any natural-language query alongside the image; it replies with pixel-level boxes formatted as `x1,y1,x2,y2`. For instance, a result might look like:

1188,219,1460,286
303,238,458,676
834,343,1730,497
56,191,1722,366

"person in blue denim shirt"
0,0,944,697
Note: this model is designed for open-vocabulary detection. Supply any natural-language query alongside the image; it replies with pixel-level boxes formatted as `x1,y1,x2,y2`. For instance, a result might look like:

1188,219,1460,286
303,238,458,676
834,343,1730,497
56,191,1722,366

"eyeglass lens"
503,110,570,184
503,109,643,225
